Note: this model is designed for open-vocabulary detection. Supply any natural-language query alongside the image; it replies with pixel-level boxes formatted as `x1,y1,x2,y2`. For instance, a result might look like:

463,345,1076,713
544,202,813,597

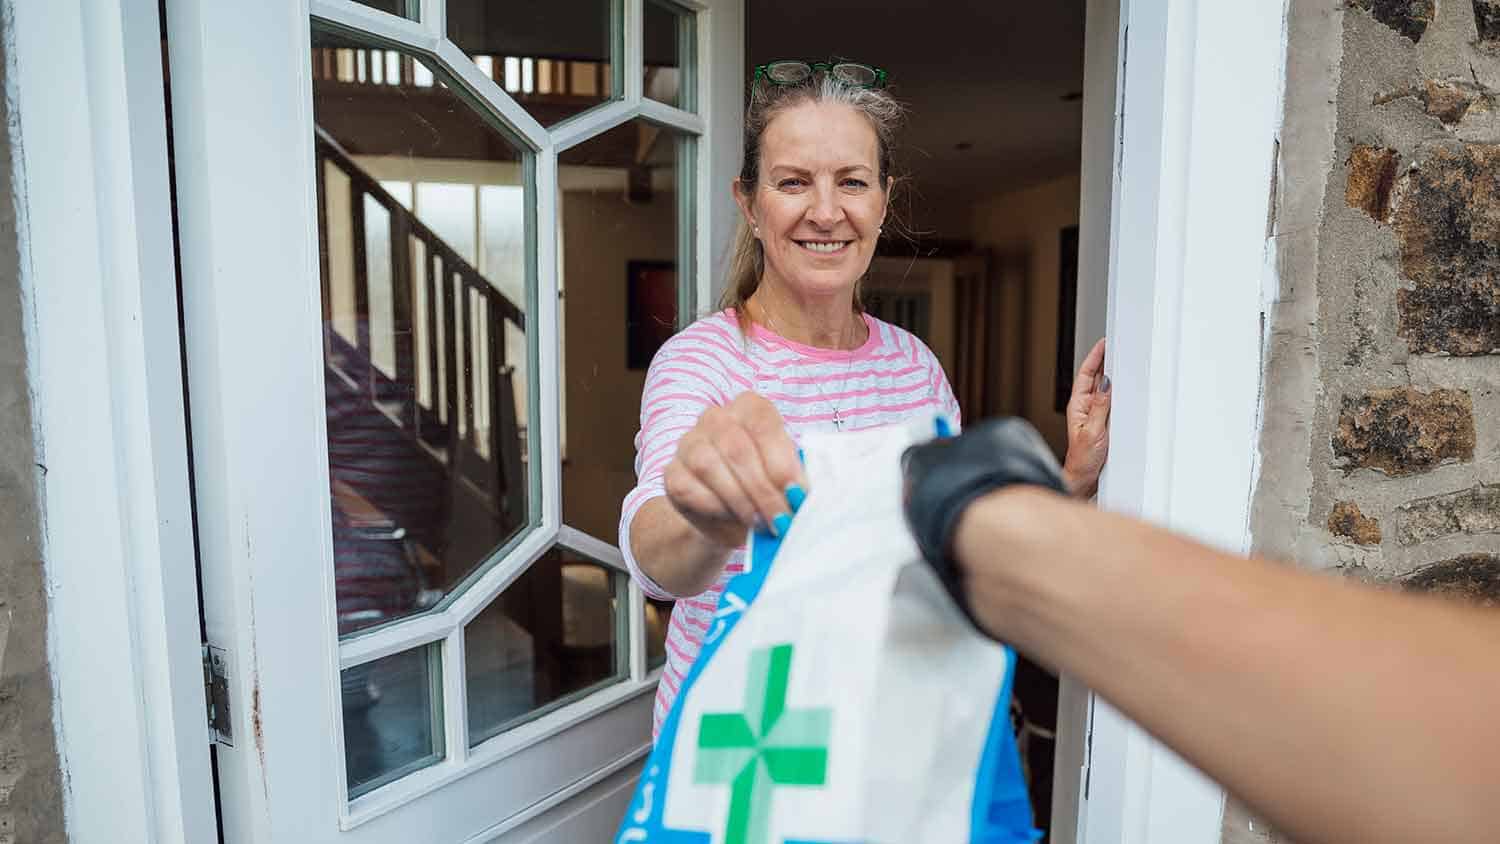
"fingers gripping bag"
616,415,1039,844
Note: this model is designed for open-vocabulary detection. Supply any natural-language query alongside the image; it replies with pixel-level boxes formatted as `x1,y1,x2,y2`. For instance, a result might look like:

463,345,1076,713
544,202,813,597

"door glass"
644,0,693,109
313,28,536,637
646,597,672,670
464,548,625,746
350,0,419,20
341,644,444,798
558,119,690,544
447,0,617,126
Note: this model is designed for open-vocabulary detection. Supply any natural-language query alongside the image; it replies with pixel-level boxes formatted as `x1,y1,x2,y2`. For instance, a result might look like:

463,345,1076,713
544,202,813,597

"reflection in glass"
447,0,616,127
558,120,688,543
341,645,444,798
646,598,672,670
313,28,533,636
644,0,692,109
465,549,625,746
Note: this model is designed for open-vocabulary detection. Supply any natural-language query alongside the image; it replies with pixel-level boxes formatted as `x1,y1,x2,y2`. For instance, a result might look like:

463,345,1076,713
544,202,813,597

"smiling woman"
618,65,1114,736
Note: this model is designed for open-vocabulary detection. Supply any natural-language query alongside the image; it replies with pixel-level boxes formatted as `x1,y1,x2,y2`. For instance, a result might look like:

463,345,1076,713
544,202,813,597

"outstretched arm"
905,421,1500,844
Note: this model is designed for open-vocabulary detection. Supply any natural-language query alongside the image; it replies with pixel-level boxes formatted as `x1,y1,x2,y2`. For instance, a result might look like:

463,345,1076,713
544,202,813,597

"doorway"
747,2,1091,838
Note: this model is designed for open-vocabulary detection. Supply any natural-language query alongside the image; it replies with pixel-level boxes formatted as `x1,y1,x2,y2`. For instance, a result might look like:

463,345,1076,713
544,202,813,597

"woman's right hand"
663,392,805,549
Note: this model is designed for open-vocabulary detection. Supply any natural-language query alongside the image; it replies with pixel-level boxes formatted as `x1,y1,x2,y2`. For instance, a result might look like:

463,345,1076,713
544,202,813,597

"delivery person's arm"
902,419,1500,844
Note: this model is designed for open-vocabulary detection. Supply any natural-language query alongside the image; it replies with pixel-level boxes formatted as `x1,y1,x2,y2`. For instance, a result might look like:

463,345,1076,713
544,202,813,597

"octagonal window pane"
644,0,693,109
447,0,617,127
465,548,626,746
313,28,536,637
558,119,691,543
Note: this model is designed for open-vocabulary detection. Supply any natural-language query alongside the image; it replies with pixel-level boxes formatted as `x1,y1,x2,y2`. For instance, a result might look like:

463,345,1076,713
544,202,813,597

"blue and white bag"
617,416,1038,844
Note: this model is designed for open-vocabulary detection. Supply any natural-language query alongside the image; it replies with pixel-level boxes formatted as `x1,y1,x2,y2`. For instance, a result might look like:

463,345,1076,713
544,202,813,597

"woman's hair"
718,72,907,326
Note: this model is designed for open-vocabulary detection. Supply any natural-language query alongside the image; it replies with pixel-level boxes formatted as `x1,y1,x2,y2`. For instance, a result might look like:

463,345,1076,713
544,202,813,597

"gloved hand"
901,417,1067,633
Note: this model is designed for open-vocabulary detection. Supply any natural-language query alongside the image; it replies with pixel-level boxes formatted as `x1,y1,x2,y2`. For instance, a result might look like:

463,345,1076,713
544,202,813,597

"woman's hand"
1061,338,1111,499
663,392,805,549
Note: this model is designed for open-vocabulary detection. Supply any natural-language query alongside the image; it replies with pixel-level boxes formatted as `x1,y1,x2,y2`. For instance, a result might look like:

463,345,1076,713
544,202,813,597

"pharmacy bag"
616,415,1038,844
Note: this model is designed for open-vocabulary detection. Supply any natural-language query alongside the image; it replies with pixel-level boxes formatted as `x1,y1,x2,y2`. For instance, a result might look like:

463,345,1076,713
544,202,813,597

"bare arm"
956,487,1500,844
629,498,736,597
628,393,803,598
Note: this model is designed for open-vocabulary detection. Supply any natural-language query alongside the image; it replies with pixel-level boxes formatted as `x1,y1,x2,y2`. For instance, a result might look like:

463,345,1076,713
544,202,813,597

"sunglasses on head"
752,59,889,89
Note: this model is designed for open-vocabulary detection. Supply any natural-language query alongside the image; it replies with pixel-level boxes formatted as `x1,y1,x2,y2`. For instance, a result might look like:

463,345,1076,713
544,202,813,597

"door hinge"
202,644,234,747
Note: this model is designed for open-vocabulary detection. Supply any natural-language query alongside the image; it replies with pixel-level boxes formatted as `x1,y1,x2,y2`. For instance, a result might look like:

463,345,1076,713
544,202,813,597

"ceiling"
747,0,1087,214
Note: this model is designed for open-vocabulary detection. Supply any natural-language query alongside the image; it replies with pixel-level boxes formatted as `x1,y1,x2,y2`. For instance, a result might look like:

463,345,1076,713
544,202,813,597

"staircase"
315,132,527,626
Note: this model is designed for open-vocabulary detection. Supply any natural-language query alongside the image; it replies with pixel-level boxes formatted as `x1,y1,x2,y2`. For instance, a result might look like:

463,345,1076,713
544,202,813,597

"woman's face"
736,100,891,301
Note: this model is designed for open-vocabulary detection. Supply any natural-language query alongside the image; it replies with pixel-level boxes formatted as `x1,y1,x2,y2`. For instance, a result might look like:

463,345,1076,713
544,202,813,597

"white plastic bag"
617,415,1036,844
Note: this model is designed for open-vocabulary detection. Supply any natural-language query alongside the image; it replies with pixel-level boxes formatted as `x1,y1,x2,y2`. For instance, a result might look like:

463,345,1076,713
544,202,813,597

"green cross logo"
693,643,832,844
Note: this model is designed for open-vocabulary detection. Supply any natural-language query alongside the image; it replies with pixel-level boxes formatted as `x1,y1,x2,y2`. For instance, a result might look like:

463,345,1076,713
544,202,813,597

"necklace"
752,296,863,431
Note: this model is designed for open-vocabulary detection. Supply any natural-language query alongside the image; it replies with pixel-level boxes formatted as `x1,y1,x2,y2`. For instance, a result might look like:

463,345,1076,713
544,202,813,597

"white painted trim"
550,101,638,152
462,743,651,843
342,679,656,828
1077,0,1289,842
1052,0,1124,838
700,0,744,304
622,0,645,104
419,0,444,37
433,39,551,151
638,98,707,135
8,0,217,841
557,525,629,574
310,0,437,53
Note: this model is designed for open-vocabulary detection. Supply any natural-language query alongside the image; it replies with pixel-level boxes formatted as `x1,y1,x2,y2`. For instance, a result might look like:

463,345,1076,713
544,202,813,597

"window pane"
446,0,616,126
351,0,419,21
644,0,693,109
313,28,535,637
342,644,444,798
465,549,625,745
646,597,672,670
558,120,688,543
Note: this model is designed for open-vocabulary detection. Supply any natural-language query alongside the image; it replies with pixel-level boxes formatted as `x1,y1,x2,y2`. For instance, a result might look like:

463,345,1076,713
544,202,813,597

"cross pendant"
833,410,842,430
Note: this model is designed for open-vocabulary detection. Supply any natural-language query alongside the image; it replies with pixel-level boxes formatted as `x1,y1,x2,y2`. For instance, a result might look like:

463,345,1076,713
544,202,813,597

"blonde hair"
718,73,908,329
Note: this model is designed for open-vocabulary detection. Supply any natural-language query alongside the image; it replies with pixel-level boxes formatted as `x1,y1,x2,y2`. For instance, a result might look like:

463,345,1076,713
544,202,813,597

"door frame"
1058,0,1291,841
11,0,1285,841
7,0,218,841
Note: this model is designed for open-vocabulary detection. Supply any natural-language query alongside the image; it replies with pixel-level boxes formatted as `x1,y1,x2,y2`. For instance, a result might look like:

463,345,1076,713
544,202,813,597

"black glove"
901,417,1067,633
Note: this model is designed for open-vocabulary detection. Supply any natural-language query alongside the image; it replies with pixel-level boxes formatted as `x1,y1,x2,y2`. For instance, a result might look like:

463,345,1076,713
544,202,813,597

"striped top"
619,309,961,736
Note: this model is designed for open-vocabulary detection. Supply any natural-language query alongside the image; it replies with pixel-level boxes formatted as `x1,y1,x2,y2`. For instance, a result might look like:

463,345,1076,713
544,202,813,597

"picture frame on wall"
1054,225,1080,413
626,260,677,371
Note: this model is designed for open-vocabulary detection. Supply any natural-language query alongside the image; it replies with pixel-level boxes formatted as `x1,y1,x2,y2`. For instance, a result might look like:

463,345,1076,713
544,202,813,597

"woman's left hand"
1062,338,1111,499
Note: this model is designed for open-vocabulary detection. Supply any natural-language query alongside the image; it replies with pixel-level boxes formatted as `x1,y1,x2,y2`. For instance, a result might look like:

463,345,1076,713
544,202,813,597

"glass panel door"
167,0,740,840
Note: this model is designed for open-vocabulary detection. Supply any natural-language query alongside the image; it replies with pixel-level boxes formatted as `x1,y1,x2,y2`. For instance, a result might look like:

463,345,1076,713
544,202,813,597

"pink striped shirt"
618,309,961,736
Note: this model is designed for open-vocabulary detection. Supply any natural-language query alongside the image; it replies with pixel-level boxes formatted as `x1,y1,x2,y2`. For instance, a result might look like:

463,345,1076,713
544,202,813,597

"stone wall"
1233,0,1500,840
0,15,68,842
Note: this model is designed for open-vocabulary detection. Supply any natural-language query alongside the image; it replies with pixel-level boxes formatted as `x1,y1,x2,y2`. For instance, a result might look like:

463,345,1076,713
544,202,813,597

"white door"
165,0,742,840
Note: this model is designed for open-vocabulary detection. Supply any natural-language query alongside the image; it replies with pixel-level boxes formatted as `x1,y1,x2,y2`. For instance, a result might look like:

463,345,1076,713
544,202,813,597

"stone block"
1349,0,1434,42
1402,553,1500,605
1333,387,1475,475
1328,501,1383,544
1344,145,1398,220
1393,484,1500,544
1476,1,1500,44
1420,79,1493,125
1392,144,1500,356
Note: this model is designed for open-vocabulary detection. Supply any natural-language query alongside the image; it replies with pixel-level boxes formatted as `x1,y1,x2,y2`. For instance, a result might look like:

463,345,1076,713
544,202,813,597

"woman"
619,61,1112,735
